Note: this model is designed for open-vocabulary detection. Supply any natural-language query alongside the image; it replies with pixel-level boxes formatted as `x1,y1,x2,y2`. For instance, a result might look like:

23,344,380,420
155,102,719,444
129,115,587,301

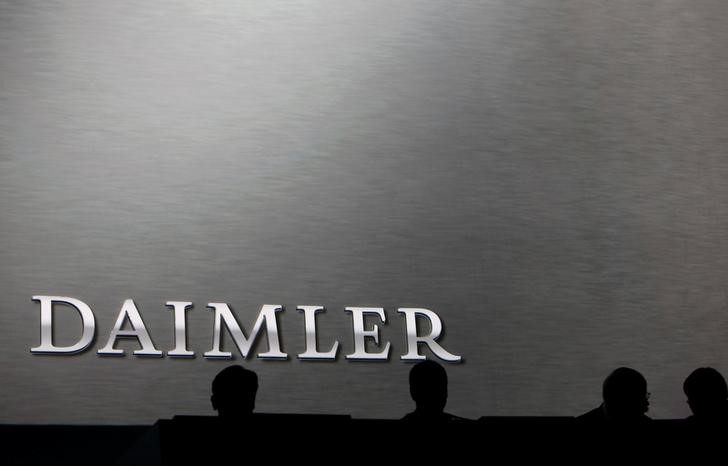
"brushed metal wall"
2,0,728,423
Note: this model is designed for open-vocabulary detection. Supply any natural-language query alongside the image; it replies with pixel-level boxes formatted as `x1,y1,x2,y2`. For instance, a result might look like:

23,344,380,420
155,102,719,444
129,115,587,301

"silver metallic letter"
397,308,461,362
97,299,163,357
297,306,339,360
203,304,288,360
166,301,194,358
31,296,96,354
345,307,391,361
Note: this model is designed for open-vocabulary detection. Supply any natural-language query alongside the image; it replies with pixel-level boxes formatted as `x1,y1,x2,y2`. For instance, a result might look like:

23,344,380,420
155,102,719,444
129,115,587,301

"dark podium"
3,415,725,465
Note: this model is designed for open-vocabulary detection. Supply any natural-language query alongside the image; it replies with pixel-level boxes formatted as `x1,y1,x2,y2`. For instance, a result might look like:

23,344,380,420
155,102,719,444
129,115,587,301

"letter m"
204,304,287,360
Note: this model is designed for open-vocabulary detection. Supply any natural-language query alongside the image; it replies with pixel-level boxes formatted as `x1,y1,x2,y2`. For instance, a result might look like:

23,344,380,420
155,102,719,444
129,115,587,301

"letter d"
31,296,96,354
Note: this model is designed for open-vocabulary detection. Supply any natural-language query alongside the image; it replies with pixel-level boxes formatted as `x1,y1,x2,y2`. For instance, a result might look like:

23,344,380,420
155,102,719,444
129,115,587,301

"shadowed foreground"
3,415,726,465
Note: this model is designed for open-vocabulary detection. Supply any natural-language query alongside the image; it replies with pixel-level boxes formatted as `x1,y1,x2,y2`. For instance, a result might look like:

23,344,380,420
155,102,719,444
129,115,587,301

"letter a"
97,300,163,357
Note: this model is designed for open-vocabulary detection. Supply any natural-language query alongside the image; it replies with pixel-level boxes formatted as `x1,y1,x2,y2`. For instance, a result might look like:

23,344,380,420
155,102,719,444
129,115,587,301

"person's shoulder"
401,411,470,422
444,412,471,422
401,411,417,422
576,406,606,423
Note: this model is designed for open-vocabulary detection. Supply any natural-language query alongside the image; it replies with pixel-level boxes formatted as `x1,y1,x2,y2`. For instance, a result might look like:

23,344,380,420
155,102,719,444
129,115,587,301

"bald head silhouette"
602,367,649,421
211,365,258,419
684,367,728,421
409,360,448,417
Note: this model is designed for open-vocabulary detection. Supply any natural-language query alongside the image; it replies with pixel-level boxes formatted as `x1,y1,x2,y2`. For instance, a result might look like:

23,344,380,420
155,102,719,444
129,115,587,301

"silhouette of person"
402,360,463,423
684,367,728,424
211,365,258,419
578,367,651,425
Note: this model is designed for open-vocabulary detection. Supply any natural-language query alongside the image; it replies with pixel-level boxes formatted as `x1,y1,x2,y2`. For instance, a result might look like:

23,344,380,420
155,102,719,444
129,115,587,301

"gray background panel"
1,0,728,423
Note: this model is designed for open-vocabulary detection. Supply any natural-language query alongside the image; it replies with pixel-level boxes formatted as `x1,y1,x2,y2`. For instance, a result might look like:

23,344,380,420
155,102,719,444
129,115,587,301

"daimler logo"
30,296,462,363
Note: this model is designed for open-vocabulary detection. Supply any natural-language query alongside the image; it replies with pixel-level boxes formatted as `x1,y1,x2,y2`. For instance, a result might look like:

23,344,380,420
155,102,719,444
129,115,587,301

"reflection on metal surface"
31,296,462,362
345,307,391,361
398,308,461,362
203,303,288,360
97,299,163,357
166,301,194,358
297,306,339,360
31,295,96,355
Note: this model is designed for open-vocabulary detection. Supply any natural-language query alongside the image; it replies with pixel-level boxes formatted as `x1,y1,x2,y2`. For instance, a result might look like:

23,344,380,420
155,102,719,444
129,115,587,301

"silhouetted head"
211,365,258,419
602,367,649,421
684,367,728,419
409,360,448,414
